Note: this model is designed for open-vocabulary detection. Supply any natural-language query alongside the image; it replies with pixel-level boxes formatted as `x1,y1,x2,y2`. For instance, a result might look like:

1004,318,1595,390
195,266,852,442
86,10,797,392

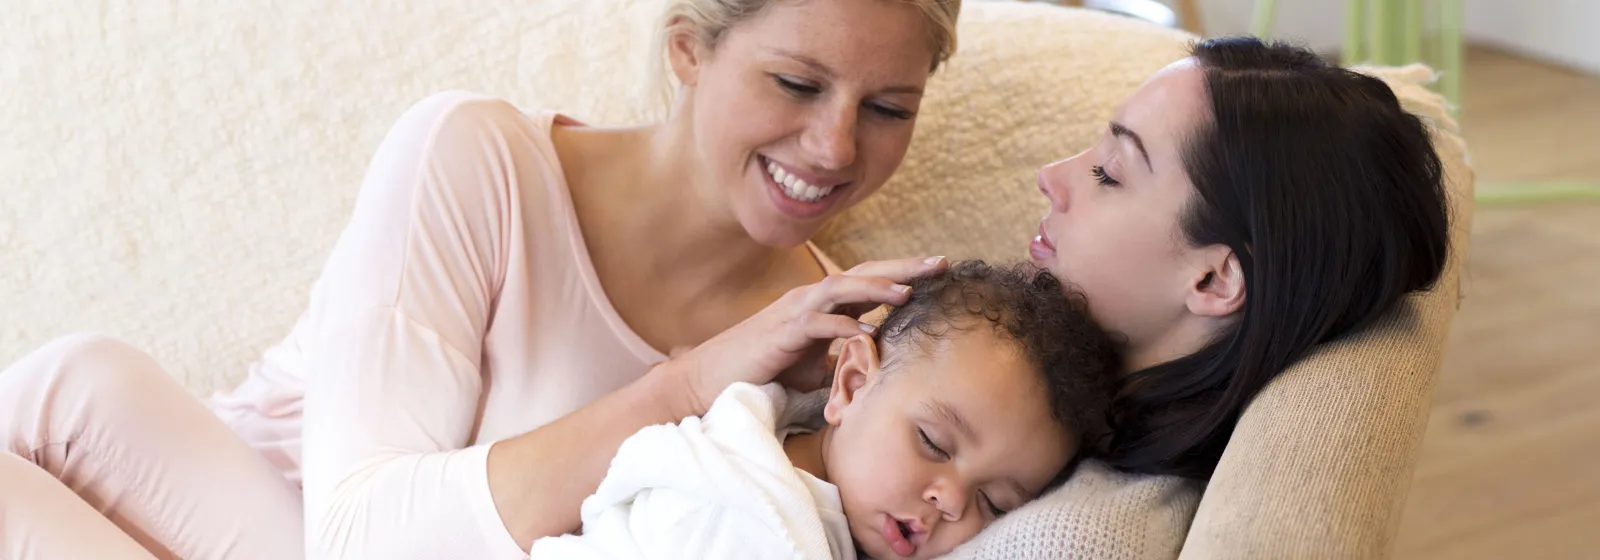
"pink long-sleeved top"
206,91,841,558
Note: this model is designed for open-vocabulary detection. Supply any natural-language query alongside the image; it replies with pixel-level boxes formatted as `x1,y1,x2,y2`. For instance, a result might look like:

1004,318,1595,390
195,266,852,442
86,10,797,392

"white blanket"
529,383,854,560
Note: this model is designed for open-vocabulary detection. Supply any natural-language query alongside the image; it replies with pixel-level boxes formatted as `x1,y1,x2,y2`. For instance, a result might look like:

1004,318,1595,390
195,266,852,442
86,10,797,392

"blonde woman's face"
669,0,939,247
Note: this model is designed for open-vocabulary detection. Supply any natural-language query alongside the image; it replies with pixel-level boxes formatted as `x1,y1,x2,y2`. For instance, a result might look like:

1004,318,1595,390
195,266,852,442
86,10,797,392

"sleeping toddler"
529,260,1119,559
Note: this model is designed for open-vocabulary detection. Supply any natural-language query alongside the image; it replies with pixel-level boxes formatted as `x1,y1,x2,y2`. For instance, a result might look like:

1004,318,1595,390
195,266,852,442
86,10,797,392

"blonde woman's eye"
774,75,821,96
867,101,913,120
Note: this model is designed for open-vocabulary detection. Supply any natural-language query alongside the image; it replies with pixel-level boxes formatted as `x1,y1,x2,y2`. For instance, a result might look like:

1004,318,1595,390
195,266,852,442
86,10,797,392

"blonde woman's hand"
662,256,947,417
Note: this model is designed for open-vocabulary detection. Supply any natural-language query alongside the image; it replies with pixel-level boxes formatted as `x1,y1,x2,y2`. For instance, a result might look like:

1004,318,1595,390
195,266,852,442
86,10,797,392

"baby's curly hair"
874,260,1120,455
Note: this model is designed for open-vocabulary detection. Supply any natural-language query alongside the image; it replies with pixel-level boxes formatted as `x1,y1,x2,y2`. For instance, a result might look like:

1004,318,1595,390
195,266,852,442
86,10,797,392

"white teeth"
765,158,838,203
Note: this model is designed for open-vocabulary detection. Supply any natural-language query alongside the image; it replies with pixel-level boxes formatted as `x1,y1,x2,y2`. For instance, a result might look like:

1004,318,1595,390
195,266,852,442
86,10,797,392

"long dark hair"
1103,37,1452,479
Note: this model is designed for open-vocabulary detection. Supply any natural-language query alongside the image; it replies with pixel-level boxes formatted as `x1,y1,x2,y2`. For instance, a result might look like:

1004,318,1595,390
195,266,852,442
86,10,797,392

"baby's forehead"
883,335,1045,401
880,323,1032,372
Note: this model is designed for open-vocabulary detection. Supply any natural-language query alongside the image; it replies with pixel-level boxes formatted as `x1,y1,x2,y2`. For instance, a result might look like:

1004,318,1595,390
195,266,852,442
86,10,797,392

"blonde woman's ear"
664,18,706,88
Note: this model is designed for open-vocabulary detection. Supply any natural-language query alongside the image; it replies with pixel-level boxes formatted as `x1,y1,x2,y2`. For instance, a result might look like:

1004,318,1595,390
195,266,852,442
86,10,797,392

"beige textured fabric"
0,0,672,393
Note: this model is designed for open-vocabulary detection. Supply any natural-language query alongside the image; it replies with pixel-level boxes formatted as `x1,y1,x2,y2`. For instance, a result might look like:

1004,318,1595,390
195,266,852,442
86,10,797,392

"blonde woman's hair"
642,0,961,116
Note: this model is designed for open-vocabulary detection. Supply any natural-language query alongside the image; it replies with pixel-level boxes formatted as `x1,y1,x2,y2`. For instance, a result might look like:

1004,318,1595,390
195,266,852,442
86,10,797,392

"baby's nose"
925,486,968,522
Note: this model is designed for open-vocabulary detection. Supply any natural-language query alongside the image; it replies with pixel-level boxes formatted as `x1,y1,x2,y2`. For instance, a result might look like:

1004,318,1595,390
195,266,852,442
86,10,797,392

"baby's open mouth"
881,515,919,557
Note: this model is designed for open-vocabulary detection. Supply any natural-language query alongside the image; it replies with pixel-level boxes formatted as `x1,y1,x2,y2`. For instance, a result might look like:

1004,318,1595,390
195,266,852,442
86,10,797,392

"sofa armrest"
1179,65,1476,559
1178,291,1457,558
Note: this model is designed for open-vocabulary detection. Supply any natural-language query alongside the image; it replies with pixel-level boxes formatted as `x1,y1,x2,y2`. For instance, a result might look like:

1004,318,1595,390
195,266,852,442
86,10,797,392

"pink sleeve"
298,92,535,559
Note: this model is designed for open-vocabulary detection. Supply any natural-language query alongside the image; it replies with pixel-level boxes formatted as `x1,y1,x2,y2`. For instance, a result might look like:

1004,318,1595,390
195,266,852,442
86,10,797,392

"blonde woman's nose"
802,103,858,171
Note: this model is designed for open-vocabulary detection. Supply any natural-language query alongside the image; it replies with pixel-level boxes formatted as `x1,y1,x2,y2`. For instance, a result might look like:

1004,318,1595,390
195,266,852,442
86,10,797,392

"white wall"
1191,0,1600,75
1463,0,1600,75
1194,0,1345,52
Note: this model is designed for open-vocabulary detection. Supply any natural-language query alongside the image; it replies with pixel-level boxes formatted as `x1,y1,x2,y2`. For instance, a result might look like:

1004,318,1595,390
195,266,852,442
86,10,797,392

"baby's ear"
823,334,879,425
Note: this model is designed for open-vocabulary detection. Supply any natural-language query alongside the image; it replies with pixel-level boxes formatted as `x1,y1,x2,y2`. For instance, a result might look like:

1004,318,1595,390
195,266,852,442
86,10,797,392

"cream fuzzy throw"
3,0,1469,558
1,0,1191,395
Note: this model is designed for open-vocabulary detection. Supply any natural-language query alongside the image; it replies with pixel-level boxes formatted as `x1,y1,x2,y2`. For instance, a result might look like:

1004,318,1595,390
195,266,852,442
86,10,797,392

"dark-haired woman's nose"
1038,159,1072,214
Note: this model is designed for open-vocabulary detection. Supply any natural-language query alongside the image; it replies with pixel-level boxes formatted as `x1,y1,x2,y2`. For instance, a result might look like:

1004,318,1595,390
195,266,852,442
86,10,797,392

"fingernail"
925,256,946,266
893,284,912,294
859,322,877,334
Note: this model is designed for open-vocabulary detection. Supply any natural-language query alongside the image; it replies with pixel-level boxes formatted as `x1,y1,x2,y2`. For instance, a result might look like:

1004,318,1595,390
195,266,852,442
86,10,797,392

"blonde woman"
0,1,961,558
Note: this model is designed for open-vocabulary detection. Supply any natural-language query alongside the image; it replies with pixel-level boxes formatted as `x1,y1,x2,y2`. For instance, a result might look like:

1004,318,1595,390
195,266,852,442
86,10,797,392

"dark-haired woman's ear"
1185,248,1245,318
823,334,880,426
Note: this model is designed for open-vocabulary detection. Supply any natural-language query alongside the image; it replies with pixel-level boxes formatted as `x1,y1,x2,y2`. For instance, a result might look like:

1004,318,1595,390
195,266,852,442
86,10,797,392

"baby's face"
821,328,1073,560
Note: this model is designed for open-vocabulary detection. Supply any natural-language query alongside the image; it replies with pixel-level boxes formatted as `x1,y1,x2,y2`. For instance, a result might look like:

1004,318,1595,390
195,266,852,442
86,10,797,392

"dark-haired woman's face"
1031,59,1220,368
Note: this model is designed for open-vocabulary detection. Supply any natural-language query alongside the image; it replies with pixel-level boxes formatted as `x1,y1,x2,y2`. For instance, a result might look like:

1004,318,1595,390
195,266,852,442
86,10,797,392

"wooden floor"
1392,46,1600,560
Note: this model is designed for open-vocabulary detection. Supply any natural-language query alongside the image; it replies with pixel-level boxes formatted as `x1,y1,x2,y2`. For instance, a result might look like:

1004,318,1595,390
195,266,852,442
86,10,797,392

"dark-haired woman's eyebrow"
1109,121,1152,173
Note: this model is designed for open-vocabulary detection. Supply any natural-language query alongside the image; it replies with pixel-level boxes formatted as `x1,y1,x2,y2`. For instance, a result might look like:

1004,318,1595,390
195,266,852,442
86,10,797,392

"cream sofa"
1,1,1473,557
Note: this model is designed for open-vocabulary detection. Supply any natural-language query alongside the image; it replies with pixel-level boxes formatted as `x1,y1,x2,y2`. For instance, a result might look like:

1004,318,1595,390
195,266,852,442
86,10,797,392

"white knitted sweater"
940,463,1201,560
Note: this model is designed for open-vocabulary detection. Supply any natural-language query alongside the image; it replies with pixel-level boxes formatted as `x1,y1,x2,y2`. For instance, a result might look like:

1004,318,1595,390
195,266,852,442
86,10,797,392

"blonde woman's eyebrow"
767,48,925,95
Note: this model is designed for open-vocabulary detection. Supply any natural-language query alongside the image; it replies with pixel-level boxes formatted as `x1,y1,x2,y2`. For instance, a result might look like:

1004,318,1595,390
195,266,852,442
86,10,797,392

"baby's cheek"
923,520,985,559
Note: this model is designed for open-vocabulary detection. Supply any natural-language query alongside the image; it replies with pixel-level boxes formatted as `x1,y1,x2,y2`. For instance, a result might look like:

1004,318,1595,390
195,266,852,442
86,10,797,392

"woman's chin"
744,221,820,249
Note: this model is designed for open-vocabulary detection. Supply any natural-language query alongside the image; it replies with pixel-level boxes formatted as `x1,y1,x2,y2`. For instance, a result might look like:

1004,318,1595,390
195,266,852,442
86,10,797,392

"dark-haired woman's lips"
1030,219,1057,263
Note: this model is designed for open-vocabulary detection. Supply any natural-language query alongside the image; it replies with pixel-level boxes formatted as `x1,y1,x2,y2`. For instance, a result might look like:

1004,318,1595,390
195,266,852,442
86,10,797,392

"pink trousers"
0,334,304,559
